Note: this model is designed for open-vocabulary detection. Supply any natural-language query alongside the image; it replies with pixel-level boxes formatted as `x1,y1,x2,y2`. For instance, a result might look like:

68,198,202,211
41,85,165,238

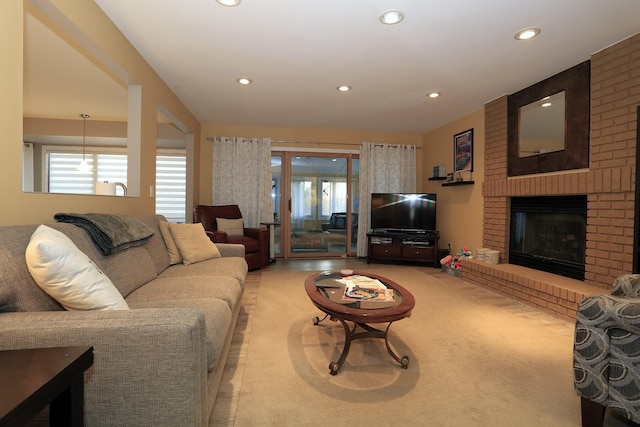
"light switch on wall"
149,185,154,197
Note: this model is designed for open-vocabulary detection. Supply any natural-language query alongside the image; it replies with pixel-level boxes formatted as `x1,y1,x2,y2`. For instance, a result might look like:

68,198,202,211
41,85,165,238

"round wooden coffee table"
304,271,415,375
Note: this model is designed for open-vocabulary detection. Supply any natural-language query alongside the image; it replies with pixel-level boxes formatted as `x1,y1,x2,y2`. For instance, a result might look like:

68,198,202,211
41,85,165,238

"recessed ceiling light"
337,85,352,92
379,10,404,25
541,102,552,107
514,27,541,40
236,78,252,85
216,0,241,6
427,92,441,99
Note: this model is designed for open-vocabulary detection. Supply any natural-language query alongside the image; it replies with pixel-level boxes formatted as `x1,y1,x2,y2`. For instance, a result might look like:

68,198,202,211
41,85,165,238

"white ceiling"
26,1,640,136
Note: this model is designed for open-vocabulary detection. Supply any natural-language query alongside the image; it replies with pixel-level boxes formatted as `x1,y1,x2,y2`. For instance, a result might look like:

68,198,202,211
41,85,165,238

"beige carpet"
217,264,581,426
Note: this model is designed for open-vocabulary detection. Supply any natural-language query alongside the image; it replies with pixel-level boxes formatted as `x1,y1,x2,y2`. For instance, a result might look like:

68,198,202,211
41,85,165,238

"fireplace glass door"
509,195,586,280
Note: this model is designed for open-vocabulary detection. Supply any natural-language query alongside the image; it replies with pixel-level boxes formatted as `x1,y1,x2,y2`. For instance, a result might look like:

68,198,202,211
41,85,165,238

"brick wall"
588,33,640,286
470,33,640,318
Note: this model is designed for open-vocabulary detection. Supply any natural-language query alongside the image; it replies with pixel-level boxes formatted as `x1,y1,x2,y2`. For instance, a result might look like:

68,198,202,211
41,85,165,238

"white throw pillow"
216,217,244,237
168,222,222,265
25,225,129,311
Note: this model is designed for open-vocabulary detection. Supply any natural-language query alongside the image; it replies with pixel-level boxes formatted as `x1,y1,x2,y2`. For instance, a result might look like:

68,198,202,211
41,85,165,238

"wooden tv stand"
367,232,439,267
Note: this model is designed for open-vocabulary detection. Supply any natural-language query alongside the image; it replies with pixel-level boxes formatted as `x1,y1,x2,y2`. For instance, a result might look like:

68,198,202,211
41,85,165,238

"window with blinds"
47,152,127,195
156,153,186,223
45,148,186,223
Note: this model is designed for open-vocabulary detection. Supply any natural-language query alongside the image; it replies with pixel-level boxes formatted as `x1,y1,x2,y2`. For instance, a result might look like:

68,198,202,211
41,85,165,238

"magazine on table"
340,275,394,301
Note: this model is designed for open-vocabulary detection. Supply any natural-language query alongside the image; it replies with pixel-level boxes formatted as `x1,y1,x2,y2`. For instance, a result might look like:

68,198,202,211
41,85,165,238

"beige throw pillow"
25,225,129,311
216,217,244,237
159,220,183,265
168,222,222,265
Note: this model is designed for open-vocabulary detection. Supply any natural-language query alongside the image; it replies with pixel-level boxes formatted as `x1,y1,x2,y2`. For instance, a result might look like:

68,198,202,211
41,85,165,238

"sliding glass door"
271,152,358,258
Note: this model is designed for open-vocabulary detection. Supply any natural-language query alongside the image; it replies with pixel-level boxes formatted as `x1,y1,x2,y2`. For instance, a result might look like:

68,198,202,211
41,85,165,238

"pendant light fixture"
78,113,91,172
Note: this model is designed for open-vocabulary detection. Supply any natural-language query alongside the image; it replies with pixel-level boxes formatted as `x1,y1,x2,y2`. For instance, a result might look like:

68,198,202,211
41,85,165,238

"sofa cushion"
158,257,248,289
126,276,242,312
97,247,159,298
216,217,244,237
129,298,231,372
25,225,129,311
0,225,63,312
169,223,222,265
158,220,183,265
137,215,172,274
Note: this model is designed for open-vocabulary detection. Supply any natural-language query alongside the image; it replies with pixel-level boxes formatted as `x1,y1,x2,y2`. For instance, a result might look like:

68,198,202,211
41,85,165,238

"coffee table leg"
384,322,410,369
329,319,353,375
312,313,329,325
315,317,409,374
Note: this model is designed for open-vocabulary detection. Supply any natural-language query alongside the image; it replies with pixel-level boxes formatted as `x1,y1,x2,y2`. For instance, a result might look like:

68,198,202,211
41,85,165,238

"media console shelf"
367,232,439,267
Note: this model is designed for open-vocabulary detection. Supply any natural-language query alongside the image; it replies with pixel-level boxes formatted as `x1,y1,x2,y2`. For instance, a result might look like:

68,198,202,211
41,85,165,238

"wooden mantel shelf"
442,181,474,187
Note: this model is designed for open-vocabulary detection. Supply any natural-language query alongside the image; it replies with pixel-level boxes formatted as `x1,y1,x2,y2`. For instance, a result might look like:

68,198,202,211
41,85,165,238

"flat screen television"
370,193,437,233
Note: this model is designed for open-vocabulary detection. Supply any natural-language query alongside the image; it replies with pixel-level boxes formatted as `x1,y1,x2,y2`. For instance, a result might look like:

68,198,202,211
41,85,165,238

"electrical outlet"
448,242,452,252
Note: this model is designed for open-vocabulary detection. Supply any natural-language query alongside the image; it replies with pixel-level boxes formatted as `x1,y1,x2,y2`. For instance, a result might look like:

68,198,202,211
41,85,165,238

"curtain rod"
273,140,420,149
207,137,420,149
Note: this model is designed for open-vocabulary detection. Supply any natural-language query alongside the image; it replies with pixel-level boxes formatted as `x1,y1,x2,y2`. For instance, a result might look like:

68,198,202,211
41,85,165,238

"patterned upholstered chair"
574,274,640,427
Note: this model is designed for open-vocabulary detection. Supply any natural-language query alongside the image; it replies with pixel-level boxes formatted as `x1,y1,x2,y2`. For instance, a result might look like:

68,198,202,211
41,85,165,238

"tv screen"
370,193,437,232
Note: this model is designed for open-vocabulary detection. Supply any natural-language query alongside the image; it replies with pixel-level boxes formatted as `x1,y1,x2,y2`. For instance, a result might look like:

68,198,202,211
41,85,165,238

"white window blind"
96,154,128,192
47,152,127,195
156,153,186,223
46,148,187,223
47,152,95,194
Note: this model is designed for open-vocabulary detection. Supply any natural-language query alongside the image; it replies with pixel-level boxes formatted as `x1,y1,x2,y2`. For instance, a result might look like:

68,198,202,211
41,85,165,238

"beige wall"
0,0,200,226
421,109,485,256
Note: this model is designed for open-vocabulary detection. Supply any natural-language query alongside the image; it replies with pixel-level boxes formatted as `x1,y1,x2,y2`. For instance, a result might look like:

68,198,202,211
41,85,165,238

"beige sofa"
0,214,248,426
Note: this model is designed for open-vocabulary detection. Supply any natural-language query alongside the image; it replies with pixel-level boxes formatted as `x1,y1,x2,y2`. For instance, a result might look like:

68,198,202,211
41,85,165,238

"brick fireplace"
462,33,640,322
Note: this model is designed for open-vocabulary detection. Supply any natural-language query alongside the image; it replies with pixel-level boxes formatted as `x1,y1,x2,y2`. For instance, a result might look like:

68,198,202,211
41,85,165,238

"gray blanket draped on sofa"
54,212,154,255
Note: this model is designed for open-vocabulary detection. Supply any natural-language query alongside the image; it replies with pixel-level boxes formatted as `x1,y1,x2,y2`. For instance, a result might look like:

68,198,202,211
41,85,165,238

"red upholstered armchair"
194,204,269,271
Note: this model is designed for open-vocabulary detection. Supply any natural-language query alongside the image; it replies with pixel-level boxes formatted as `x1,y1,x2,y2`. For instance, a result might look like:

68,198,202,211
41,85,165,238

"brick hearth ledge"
462,258,604,322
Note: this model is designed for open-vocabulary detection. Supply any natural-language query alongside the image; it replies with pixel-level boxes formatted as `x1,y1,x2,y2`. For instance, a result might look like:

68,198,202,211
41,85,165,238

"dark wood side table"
0,346,94,427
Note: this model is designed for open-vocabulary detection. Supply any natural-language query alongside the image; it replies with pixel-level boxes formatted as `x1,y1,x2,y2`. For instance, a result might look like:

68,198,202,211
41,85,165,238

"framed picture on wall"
454,128,473,173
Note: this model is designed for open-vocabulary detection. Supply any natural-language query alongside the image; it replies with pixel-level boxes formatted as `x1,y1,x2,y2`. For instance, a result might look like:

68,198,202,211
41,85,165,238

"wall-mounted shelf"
442,181,475,187
428,176,447,181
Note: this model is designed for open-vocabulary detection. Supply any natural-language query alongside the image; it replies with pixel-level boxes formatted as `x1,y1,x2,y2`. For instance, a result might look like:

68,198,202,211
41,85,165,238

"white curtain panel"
357,143,417,257
212,137,273,228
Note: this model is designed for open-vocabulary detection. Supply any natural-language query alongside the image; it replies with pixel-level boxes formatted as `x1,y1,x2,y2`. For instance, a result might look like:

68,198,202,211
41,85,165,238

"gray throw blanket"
54,213,154,255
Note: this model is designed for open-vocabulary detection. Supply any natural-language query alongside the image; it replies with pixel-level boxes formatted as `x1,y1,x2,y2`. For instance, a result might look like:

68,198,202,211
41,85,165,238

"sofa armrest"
215,242,245,258
0,309,208,426
244,227,269,241
206,230,228,243
244,227,270,266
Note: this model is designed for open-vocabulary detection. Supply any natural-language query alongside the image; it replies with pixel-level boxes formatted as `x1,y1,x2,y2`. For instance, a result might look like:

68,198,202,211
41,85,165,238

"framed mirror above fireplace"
507,60,590,177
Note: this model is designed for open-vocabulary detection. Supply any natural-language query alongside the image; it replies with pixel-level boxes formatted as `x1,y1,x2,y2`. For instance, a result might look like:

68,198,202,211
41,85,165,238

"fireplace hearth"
509,195,587,280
